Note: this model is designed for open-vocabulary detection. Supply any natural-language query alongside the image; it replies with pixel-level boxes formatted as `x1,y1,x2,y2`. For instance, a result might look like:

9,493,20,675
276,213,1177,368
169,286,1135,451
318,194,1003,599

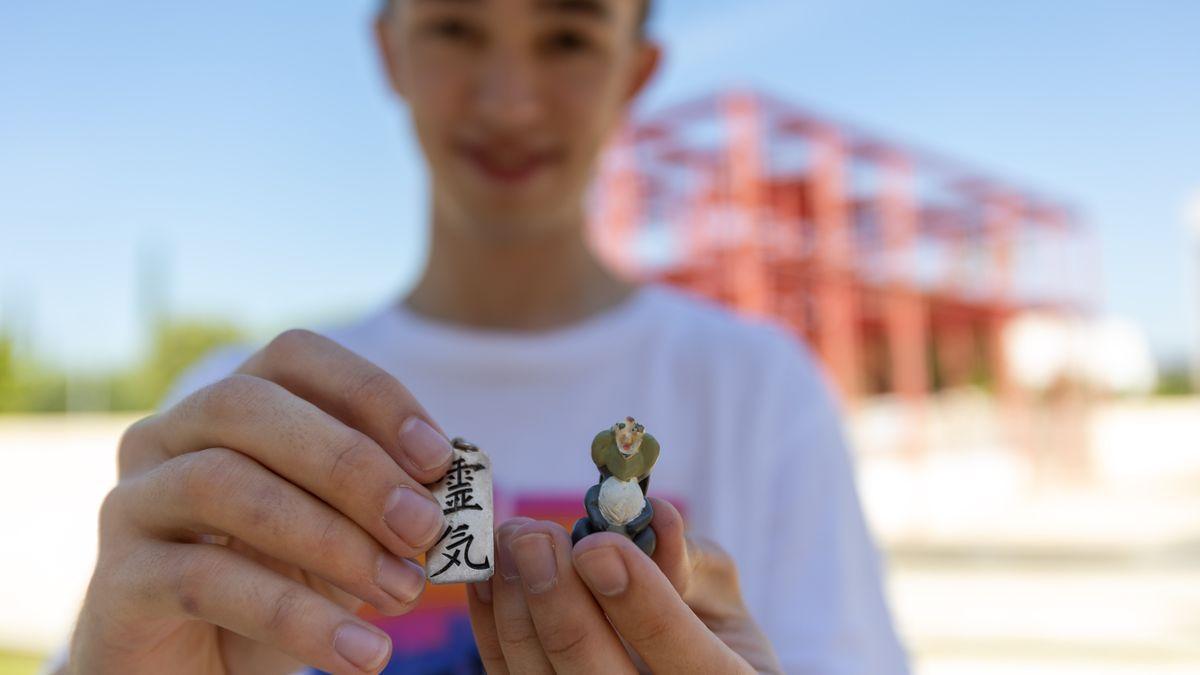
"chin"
453,190,578,241
454,206,560,243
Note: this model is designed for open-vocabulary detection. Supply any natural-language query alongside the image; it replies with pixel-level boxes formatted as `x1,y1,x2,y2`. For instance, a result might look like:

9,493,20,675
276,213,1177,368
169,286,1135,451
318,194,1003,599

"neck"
403,197,637,331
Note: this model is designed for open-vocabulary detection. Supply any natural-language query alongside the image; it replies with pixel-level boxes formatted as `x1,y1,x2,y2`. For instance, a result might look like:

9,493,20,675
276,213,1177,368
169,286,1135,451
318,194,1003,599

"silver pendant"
424,438,495,585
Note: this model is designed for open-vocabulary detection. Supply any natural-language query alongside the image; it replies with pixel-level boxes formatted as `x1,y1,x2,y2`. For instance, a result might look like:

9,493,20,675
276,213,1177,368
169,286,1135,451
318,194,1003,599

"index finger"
572,533,752,675
507,520,636,674
238,329,454,483
645,497,747,619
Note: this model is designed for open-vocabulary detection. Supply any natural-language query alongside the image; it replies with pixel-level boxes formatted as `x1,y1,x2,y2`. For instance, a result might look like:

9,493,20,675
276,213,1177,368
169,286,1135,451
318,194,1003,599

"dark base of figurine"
570,483,656,557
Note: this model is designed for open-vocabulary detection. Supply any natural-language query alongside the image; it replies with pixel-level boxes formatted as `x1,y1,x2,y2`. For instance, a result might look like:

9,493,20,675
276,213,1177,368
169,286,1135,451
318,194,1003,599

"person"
60,0,909,673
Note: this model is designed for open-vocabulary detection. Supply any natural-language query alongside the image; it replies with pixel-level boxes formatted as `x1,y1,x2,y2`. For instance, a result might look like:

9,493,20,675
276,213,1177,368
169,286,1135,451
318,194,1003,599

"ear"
622,39,662,104
374,12,408,100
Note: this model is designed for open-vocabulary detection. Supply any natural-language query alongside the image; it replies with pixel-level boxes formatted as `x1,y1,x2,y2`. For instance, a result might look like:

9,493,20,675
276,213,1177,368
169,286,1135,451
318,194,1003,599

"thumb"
646,497,748,620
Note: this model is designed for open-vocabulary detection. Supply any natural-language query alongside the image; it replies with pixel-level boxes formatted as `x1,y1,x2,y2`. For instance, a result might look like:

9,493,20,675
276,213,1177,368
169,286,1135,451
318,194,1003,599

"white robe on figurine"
598,476,645,527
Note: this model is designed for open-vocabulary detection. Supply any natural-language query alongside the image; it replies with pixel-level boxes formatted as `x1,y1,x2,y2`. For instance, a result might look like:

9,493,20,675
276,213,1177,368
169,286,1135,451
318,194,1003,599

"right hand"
69,329,456,675
468,500,783,674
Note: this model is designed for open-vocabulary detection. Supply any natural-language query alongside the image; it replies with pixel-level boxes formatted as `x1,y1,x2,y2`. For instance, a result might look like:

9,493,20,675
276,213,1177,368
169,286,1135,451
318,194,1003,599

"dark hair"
635,0,653,32
380,0,654,35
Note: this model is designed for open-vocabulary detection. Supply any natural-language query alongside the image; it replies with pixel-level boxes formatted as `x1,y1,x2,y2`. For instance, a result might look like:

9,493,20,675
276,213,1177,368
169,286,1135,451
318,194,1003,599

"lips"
459,142,559,185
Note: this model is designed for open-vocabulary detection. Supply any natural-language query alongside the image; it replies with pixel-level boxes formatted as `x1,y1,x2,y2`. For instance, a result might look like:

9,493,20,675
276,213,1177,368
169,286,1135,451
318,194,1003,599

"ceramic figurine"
571,416,660,556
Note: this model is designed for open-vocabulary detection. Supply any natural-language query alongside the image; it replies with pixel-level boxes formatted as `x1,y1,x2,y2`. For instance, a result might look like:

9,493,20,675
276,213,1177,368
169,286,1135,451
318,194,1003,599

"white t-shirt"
166,283,909,674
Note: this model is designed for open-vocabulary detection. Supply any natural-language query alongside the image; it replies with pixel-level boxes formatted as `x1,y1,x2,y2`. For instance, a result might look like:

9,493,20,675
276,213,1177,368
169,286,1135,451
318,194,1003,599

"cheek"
405,53,472,130
548,67,626,173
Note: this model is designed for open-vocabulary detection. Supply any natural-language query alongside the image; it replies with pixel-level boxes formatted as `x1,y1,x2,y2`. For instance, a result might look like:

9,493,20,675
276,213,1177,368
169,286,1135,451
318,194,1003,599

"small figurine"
425,438,494,585
571,416,660,556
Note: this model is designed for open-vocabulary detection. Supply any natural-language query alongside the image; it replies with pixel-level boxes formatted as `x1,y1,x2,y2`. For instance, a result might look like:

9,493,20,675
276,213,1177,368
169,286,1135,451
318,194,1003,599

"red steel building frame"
590,90,1093,425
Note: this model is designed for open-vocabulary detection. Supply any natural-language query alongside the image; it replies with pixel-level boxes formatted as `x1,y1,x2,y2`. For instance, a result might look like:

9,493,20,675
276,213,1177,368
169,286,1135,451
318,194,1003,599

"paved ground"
890,555,1200,673
859,396,1200,673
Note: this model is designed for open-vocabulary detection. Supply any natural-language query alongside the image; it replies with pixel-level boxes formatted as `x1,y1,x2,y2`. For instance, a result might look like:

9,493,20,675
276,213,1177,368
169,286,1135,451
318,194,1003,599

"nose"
473,48,543,132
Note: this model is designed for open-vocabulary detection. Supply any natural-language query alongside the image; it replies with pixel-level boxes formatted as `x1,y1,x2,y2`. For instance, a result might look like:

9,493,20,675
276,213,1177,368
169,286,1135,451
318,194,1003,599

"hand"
69,330,456,675
466,498,784,674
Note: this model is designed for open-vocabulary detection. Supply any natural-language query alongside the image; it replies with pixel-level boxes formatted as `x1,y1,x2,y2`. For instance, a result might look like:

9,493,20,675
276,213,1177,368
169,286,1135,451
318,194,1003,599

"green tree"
112,321,245,410
0,332,68,413
1154,366,1195,396
0,320,245,413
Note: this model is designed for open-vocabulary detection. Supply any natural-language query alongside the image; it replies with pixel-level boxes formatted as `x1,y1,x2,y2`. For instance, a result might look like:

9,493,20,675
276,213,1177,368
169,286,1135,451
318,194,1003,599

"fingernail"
377,555,426,604
398,416,453,472
511,533,558,594
497,537,520,583
575,546,629,597
470,580,493,604
496,521,527,583
384,486,445,549
334,622,390,672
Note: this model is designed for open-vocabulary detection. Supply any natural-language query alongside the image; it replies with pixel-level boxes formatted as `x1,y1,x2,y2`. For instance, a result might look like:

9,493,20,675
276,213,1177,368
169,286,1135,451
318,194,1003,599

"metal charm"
424,437,495,584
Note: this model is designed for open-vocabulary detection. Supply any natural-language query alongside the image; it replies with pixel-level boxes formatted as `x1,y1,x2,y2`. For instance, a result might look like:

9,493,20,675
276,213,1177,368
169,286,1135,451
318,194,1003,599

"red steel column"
881,152,929,403
724,92,769,317
811,124,861,402
985,192,1018,404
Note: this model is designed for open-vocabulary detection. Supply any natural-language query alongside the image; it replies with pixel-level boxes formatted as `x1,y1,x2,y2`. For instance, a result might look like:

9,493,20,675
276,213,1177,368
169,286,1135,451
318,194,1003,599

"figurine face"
612,416,645,457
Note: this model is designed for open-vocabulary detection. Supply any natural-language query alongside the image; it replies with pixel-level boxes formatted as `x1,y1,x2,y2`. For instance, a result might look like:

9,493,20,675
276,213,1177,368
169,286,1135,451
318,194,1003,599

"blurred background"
2,1,1198,673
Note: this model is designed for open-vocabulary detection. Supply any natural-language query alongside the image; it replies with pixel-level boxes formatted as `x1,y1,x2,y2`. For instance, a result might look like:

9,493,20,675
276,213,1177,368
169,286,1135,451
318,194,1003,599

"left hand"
465,498,783,674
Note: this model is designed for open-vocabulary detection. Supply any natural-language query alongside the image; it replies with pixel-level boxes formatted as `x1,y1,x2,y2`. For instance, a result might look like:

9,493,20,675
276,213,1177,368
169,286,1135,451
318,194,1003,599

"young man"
63,0,908,672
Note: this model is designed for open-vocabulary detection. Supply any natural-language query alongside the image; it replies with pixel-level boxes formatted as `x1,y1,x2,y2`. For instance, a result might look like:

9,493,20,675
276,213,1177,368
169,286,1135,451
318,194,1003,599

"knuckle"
703,538,735,568
346,564,379,597
243,476,287,532
314,511,344,553
497,622,542,653
625,613,675,646
705,543,740,585
98,484,126,520
264,328,320,363
264,585,309,637
176,447,244,514
314,515,371,586
116,415,158,476
175,550,227,618
110,544,168,608
97,485,132,538
326,431,380,493
691,536,738,580
537,621,591,660
193,374,272,423
344,368,401,413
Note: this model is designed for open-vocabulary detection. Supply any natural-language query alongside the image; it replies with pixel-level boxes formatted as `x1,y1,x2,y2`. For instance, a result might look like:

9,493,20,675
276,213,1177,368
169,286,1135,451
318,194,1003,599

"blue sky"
2,0,1198,370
